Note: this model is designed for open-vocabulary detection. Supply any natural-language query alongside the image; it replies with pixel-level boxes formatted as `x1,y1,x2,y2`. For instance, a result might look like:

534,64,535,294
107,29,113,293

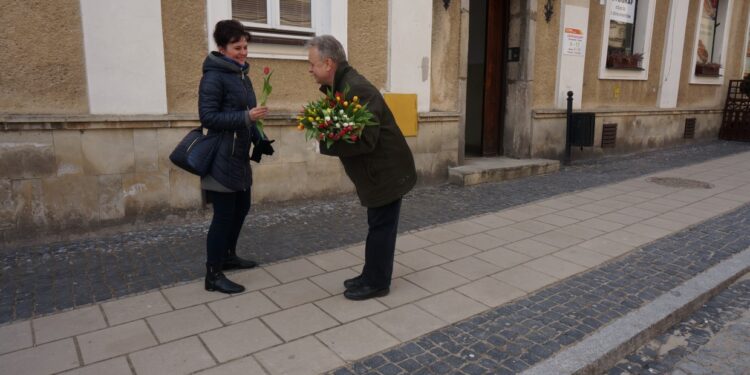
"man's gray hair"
306,35,347,64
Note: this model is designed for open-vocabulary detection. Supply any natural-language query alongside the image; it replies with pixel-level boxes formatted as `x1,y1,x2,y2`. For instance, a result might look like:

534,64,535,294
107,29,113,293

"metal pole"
565,91,573,165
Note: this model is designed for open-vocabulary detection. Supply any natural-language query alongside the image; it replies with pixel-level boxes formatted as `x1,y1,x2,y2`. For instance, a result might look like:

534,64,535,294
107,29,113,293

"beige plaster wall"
161,0,206,114
347,0,388,90
430,0,461,112
532,0,561,108
677,0,747,107
0,0,88,114
580,1,668,108
530,111,722,159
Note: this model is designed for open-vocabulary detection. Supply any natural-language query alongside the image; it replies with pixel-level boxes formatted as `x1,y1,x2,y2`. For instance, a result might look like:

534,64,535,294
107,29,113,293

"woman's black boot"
205,264,245,294
223,249,258,270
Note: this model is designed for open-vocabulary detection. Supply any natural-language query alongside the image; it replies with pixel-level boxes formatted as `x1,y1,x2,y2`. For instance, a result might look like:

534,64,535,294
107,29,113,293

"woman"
199,20,273,294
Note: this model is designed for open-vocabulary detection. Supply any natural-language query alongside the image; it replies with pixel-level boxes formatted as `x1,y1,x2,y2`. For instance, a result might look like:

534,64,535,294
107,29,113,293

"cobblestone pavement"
605,277,750,375
1,140,749,323
327,203,750,375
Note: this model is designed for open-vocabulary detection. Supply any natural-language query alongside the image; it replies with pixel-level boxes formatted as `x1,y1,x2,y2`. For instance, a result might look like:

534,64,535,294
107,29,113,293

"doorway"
465,0,509,157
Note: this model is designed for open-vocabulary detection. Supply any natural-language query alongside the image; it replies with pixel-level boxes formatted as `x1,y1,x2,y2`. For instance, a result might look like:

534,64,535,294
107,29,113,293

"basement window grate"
684,118,696,139
601,123,617,148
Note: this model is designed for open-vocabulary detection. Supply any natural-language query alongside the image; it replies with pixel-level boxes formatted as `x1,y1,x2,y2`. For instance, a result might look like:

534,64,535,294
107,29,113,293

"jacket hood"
203,51,249,75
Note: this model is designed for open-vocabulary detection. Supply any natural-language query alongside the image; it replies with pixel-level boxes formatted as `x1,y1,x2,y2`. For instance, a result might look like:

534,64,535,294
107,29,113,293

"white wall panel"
80,0,168,114
388,0,432,112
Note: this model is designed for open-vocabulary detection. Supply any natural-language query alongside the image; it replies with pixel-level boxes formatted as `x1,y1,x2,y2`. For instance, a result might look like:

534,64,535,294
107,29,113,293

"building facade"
1,0,749,244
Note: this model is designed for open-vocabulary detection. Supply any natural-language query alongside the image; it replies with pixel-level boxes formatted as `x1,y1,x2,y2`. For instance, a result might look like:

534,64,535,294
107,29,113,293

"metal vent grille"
684,118,696,139
601,123,617,148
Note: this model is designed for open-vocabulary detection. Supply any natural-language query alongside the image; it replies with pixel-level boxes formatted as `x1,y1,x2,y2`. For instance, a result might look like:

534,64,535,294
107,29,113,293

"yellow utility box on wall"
383,93,418,136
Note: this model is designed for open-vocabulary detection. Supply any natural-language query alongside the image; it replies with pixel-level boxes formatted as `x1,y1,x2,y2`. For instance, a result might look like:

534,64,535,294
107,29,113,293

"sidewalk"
1,143,749,374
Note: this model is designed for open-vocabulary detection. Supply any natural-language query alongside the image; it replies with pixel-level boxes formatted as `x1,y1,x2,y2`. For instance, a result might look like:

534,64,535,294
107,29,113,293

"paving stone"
469,213,516,228
456,277,526,307
523,255,587,280
394,249,449,270
404,266,470,294
264,258,325,283
317,319,400,361
395,234,433,252
146,304,222,343
0,320,32,355
413,227,463,243
33,305,106,344
457,233,506,251
491,265,558,293
552,246,612,268
77,320,156,364
200,319,282,363
441,256,503,281
261,279,330,309
415,291,488,323
207,291,280,324
310,268,360,295
255,336,345,375
261,303,338,341
425,241,481,260
58,357,132,375
315,294,388,323
376,278,432,308
101,291,172,326
370,304,446,341
129,337,215,375
475,247,532,269
0,338,79,375
194,356,268,375
307,249,363,272
161,281,226,310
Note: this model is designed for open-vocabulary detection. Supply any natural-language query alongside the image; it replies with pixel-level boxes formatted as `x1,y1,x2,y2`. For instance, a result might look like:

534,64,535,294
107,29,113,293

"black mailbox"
569,112,595,147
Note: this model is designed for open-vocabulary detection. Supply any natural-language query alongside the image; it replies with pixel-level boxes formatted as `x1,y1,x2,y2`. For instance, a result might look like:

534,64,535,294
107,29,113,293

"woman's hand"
248,106,269,121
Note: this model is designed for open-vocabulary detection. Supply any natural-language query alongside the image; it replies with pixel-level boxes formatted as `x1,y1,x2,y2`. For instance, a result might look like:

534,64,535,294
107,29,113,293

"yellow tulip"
353,96,359,102
308,117,314,122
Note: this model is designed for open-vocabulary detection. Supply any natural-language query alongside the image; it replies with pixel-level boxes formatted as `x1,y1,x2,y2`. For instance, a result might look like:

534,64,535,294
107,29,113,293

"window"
598,0,656,80
233,0,314,46
206,0,347,60
690,0,733,84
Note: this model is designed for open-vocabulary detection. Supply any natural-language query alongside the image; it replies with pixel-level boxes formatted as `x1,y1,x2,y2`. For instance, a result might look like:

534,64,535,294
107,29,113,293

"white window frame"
206,0,347,60
598,0,657,81
743,7,750,78
689,0,733,85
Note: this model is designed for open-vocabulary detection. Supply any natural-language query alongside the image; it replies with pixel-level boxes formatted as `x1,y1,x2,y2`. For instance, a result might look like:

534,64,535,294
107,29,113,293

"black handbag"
169,126,222,176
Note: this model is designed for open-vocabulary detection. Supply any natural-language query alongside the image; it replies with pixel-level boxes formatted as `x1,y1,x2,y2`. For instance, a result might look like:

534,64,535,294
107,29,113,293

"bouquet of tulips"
297,86,376,149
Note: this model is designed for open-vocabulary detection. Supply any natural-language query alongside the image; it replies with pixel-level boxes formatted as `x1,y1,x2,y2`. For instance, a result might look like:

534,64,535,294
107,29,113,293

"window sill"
694,73,722,78
605,66,645,71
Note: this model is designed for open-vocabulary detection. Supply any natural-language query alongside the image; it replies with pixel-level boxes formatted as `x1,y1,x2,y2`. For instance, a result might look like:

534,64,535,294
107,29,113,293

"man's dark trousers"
362,198,402,288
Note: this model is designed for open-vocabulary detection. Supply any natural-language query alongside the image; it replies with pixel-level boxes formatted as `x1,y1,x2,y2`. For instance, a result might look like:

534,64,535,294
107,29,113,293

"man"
306,35,417,301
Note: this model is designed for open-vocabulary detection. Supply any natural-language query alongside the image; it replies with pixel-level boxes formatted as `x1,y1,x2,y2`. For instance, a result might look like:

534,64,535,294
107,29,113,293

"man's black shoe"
344,285,389,301
343,275,365,289
223,255,258,270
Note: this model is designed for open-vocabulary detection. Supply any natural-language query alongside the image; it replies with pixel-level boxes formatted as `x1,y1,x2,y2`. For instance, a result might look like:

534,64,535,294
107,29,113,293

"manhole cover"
646,177,713,189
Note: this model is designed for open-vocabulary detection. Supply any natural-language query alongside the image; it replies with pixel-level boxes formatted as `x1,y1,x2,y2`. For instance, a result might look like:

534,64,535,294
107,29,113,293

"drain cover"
646,177,713,189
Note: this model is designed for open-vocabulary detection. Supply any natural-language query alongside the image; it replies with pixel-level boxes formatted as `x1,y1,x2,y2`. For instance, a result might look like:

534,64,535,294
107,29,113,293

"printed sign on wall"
610,0,636,24
563,28,585,56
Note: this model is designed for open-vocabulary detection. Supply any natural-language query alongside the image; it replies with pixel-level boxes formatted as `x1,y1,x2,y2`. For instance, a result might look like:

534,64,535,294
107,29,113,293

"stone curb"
522,247,750,375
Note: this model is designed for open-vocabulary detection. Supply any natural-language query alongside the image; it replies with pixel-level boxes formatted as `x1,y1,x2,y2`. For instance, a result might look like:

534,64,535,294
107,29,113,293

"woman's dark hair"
213,20,251,48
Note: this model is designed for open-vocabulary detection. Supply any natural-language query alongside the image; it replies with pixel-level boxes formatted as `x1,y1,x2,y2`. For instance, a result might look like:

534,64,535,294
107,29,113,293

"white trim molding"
387,0,433,112
657,0,689,108
598,0,657,81
689,0,733,85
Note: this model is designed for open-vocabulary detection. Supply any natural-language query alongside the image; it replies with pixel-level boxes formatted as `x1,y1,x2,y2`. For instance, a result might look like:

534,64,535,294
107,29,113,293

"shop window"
690,0,733,84
598,0,656,80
